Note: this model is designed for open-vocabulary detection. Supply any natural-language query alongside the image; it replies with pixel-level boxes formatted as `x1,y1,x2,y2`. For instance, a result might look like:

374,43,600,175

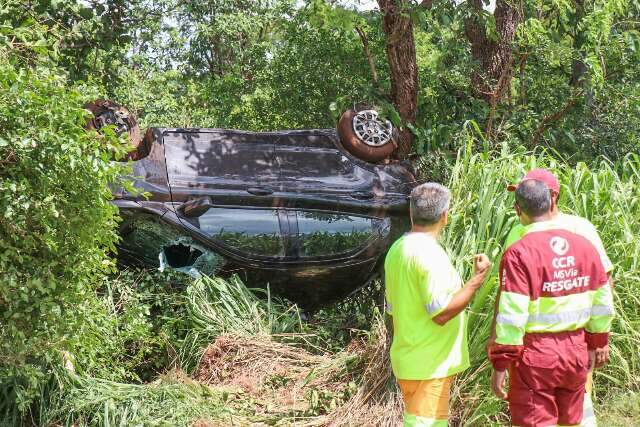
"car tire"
337,108,397,162
85,99,142,159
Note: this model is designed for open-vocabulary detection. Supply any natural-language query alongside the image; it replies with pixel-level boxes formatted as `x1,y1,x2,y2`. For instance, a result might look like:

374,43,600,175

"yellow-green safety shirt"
385,232,470,380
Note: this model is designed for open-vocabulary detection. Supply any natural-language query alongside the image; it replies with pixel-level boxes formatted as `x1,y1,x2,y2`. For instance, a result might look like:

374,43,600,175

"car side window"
186,208,285,257
295,212,379,257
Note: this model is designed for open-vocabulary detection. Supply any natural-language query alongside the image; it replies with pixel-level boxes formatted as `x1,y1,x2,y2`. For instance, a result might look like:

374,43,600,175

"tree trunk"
569,0,587,87
377,0,418,160
464,0,522,104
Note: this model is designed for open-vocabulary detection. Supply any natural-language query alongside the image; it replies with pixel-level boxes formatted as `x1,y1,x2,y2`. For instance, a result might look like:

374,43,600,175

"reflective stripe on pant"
508,330,590,427
398,376,453,427
579,372,597,427
403,414,447,427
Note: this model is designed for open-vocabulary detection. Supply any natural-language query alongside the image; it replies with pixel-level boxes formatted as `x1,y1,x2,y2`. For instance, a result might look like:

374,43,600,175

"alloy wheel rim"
352,110,393,147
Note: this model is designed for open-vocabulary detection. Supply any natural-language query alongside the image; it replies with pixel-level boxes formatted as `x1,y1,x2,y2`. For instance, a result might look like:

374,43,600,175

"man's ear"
441,210,449,226
514,204,529,225
550,190,559,209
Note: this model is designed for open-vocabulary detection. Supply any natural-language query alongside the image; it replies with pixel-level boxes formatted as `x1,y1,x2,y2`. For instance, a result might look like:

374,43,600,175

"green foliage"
38,369,228,427
0,0,139,87
598,390,640,426
74,269,192,383
309,279,385,353
4,0,638,159
103,0,376,131
0,23,128,407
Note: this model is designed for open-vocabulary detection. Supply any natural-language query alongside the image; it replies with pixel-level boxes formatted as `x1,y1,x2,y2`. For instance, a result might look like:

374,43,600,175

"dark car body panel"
113,127,416,309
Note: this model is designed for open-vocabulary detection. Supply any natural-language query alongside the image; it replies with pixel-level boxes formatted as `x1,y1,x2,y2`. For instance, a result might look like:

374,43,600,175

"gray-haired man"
385,182,491,426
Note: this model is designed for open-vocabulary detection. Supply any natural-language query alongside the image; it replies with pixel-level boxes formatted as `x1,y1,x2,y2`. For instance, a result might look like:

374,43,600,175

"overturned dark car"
91,101,417,309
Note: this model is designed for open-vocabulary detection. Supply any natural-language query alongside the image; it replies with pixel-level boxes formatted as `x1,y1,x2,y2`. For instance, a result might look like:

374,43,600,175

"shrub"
0,50,126,407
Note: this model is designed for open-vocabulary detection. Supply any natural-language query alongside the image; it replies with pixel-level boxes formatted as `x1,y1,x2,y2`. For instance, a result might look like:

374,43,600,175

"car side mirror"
179,197,214,218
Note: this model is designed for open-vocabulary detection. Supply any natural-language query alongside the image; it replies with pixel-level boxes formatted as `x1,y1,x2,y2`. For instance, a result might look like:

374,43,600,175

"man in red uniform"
489,179,614,427
488,168,614,426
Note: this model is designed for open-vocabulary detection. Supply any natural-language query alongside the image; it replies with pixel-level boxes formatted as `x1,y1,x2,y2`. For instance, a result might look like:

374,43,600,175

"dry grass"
191,317,403,426
314,319,402,427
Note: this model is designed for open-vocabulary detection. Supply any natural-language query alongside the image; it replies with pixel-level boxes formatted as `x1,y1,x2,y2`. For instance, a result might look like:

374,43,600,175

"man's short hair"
515,179,552,217
410,182,451,226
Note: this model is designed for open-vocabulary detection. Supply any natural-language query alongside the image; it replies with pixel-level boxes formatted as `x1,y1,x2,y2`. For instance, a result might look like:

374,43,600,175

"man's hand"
473,253,492,280
588,345,609,371
491,369,508,400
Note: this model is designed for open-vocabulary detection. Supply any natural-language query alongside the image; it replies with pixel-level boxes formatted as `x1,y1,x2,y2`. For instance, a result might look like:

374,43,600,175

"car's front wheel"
337,108,397,162
85,99,143,160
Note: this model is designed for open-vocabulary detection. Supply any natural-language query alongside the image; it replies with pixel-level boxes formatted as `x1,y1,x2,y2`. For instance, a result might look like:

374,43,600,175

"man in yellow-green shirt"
385,182,492,427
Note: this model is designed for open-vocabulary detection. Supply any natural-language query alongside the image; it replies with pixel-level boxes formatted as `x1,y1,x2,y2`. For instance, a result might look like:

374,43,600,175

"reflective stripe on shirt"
496,312,529,327
527,307,591,325
496,285,614,338
425,293,452,316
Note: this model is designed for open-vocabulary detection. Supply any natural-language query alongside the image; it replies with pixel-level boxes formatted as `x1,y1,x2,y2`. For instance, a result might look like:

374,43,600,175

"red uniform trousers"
508,329,590,427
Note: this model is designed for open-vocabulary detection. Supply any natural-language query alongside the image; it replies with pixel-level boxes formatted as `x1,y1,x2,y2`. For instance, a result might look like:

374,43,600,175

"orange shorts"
398,376,453,425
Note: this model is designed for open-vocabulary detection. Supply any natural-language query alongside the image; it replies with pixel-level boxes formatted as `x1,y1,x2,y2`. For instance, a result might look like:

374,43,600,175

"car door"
288,210,388,259
269,209,391,307
163,130,279,202
274,132,378,196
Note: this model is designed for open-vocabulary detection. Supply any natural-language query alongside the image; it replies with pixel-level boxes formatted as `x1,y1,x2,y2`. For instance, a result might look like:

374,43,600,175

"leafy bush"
0,44,127,407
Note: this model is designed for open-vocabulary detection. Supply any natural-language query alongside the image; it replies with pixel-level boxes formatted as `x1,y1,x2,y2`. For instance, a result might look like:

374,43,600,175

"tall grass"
559,158,640,390
441,143,542,424
180,275,303,372
186,275,302,337
22,275,304,427
37,368,229,426
440,144,640,424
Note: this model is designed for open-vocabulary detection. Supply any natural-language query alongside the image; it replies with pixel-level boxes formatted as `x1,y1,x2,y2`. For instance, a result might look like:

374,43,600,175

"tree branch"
355,26,380,87
530,63,622,146
486,53,515,138
530,89,584,146
518,51,529,106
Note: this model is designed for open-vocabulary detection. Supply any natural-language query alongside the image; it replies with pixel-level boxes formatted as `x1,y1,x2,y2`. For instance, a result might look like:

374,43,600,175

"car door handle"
247,187,273,196
351,191,374,200
178,196,214,218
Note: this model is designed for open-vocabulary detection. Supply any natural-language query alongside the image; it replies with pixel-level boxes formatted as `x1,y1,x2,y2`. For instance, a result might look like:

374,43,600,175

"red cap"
507,169,560,193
